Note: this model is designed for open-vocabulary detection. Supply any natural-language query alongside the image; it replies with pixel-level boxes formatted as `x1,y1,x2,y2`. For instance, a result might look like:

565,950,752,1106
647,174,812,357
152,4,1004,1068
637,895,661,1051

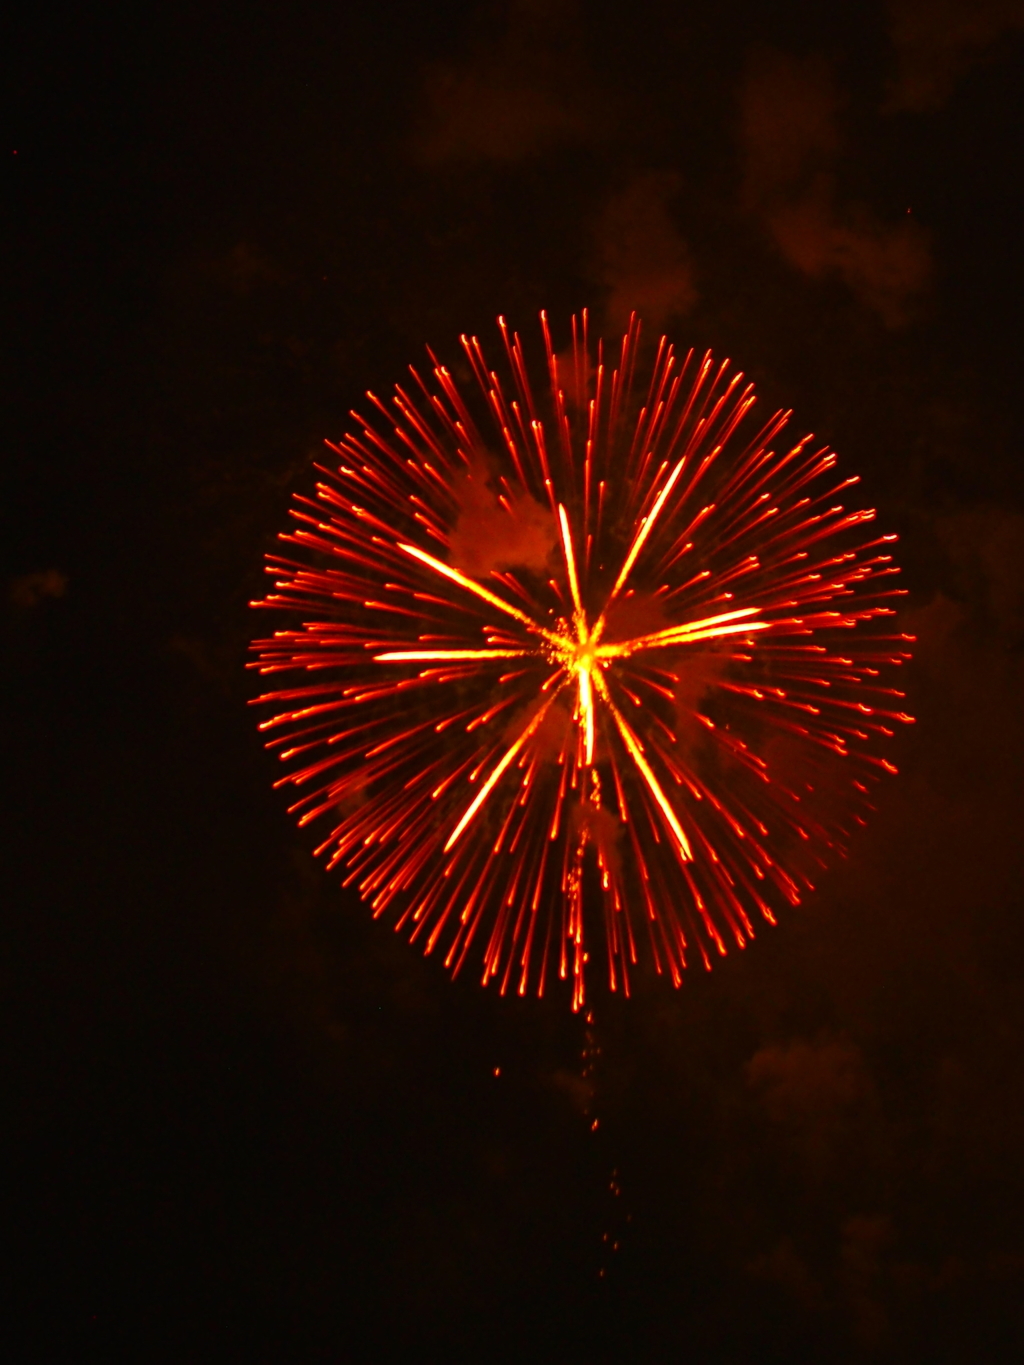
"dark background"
5,1,1024,1359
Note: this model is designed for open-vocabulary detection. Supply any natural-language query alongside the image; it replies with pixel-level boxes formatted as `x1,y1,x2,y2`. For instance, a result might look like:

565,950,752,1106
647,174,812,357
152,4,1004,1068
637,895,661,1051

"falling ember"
250,313,913,1010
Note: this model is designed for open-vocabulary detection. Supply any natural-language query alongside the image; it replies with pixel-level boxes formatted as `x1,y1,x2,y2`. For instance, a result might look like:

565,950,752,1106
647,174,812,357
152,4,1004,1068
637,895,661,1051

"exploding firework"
250,313,913,1010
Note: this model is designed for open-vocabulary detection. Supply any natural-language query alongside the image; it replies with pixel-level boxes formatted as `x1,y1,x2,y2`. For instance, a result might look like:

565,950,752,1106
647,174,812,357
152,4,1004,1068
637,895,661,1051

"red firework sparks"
250,312,913,1010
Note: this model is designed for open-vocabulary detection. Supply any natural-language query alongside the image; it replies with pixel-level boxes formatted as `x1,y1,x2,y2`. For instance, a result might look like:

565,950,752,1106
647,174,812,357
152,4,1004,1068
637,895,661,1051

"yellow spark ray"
578,660,595,766
592,454,688,642
374,648,531,662
634,620,770,648
598,608,768,659
556,505,596,764
397,542,564,646
593,671,693,861
557,505,586,638
444,688,563,852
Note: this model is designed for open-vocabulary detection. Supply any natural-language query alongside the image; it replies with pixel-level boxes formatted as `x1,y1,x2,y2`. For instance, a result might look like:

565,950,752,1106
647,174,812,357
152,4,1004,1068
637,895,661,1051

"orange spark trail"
251,313,912,1009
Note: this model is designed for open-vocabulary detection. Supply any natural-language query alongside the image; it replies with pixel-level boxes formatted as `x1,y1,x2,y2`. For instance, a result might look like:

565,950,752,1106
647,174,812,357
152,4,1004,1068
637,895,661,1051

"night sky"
6,2,1024,1359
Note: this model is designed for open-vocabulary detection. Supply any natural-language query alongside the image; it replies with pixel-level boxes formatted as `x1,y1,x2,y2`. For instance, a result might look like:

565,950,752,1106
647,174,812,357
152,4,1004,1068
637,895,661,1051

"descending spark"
445,690,563,852
250,312,913,1009
593,669,693,862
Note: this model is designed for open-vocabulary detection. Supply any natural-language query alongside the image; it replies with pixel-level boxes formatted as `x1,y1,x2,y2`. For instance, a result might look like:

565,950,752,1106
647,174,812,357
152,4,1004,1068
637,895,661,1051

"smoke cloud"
885,0,1024,111
447,455,557,577
739,49,931,326
412,0,594,165
592,173,697,333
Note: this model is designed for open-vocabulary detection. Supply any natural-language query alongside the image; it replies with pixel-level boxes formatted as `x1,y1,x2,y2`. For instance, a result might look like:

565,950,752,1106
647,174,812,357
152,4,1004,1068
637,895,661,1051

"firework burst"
250,313,913,1009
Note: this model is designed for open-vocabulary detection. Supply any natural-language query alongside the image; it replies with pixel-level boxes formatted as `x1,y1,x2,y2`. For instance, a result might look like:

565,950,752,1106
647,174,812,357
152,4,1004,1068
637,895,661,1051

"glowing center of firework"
561,636,600,767
562,638,599,676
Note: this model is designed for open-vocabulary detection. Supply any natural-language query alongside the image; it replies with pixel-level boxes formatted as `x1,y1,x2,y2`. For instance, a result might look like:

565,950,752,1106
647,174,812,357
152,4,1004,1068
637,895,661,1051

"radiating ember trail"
250,312,913,1009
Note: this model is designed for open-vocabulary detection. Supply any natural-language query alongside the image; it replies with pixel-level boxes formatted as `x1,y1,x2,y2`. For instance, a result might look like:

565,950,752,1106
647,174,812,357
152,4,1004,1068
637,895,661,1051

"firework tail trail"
250,312,914,1010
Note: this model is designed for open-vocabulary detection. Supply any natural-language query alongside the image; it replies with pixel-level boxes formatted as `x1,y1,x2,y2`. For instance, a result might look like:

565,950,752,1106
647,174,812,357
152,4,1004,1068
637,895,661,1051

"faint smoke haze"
592,173,697,333
447,455,557,576
885,0,1024,111
9,569,68,609
739,48,931,326
412,0,594,164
